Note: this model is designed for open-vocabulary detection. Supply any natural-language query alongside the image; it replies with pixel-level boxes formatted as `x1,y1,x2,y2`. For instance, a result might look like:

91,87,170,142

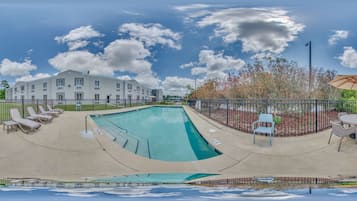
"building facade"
6,70,156,104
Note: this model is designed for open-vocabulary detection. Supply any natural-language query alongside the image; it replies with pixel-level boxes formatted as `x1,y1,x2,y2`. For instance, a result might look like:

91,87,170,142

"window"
94,80,100,89
127,83,132,92
116,95,120,102
43,95,47,102
142,88,144,94
94,94,100,100
56,78,65,87
136,86,140,92
31,84,35,92
20,85,24,93
137,95,140,100
74,78,84,86
57,94,64,101
14,88,17,93
116,83,120,91
43,82,47,91
75,92,83,101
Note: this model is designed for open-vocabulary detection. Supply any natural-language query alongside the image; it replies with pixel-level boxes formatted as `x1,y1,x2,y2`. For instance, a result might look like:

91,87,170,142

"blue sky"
1,0,357,95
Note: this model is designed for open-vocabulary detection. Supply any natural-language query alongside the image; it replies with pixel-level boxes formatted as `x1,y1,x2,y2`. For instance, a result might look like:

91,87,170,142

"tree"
0,80,9,99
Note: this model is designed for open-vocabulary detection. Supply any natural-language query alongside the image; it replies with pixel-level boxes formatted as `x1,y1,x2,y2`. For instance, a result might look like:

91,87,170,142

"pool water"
92,107,220,161
1,186,357,200
95,173,219,183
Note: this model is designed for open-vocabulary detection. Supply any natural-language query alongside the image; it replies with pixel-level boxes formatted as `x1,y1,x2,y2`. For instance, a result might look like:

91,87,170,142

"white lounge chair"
47,104,64,114
328,120,356,152
27,106,53,123
38,105,59,117
10,108,41,133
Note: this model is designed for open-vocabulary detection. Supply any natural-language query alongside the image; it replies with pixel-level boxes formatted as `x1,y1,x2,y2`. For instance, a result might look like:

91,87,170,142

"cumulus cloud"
49,39,160,87
174,4,212,11
15,73,51,82
328,30,349,45
48,50,113,75
0,58,37,76
162,76,198,96
189,8,304,54
182,50,245,80
118,23,182,49
338,46,357,68
55,25,104,50
117,75,132,80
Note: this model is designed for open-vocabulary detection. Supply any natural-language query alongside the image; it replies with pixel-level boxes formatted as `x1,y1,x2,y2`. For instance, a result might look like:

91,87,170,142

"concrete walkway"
0,105,357,182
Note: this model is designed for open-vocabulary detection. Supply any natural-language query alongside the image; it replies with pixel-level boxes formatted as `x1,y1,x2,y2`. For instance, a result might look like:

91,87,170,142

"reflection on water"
1,185,357,200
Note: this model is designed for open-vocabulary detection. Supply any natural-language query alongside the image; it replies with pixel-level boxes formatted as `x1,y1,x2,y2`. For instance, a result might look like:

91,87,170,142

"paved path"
0,105,356,182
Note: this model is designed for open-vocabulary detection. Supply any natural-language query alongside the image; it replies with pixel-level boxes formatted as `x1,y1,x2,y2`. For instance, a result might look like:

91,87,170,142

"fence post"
226,99,229,125
315,99,318,133
208,99,211,118
36,99,39,113
21,97,25,118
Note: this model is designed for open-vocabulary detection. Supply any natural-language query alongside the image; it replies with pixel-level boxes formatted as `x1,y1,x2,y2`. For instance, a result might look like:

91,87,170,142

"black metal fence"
188,99,357,136
0,98,154,123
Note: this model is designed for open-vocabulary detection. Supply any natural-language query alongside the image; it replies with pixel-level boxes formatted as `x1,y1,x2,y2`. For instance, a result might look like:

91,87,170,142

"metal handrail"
99,115,151,158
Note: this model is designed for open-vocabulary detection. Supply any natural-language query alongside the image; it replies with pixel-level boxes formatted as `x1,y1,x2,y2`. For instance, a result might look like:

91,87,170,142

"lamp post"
305,41,312,98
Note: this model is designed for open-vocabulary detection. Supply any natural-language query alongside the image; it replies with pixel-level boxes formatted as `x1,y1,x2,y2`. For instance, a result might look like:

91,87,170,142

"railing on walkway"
0,98,155,123
188,99,357,136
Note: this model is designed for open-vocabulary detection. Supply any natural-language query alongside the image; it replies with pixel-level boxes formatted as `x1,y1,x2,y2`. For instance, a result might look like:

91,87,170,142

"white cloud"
174,4,212,11
48,50,113,76
183,50,245,80
0,58,37,76
180,62,195,69
162,76,198,96
49,39,160,88
15,73,51,82
328,30,349,45
193,8,304,54
117,75,132,80
55,25,104,50
338,46,357,68
118,23,182,50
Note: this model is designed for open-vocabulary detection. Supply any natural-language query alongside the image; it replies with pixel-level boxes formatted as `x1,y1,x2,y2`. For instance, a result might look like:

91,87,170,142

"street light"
305,41,312,98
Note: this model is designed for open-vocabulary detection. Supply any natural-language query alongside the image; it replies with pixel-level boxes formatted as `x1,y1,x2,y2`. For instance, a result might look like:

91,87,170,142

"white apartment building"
5,70,154,104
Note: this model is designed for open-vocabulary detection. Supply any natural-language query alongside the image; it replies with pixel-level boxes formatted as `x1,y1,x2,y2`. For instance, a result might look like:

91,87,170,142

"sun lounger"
27,106,53,123
38,105,59,117
10,108,41,133
47,104,64,114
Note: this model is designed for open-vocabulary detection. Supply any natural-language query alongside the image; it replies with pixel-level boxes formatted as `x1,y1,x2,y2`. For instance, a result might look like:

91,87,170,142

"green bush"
273,116,282,124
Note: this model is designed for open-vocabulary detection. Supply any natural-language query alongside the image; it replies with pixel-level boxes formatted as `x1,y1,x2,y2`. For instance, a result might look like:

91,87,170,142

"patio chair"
10,108,41,133
328,120,356,152
252,114,275,145
47,104,64,114
38,105,59,117
338,112,348,126
26,106,53,123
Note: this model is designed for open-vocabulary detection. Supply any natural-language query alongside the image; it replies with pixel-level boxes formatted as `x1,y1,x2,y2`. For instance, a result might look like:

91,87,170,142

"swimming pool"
91,106,221,161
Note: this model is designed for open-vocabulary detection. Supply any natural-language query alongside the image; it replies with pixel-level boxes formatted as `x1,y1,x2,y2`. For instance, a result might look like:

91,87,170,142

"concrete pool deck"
0,105,357,182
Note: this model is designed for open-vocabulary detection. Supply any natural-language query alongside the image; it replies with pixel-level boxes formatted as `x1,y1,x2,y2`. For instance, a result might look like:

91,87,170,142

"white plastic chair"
328,120,356,152
252,114,275,145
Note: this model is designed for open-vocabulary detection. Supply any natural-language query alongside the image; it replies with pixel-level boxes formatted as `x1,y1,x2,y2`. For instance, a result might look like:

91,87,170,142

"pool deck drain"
0,105,357,182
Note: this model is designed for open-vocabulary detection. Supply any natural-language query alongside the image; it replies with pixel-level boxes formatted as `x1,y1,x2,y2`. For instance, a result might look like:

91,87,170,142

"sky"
1,0,357,95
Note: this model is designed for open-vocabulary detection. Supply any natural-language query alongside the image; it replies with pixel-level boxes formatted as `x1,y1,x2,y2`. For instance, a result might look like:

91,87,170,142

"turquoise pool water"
95,173,218,183
91,106,220,161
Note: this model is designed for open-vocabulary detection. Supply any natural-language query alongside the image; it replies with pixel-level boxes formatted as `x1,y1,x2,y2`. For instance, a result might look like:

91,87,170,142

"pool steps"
94,115,151,159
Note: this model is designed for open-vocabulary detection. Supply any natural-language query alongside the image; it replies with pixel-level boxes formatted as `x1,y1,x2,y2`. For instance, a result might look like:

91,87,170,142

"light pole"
305,41,312,98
